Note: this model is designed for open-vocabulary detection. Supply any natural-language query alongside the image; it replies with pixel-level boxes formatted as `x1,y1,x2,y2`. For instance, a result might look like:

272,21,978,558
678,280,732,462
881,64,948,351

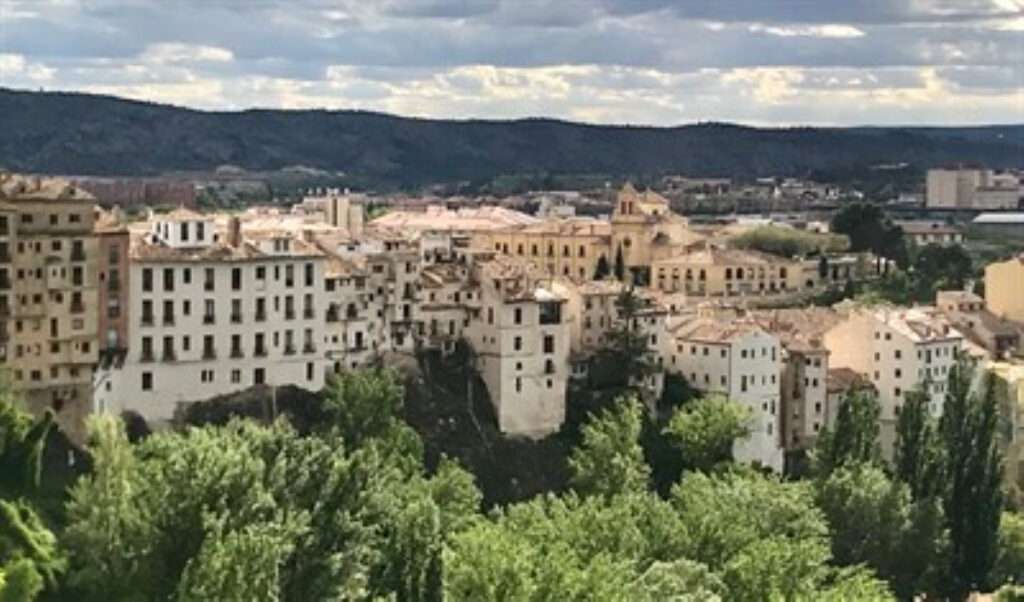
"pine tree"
594,255,610,280
939,361,1004,598
613,245,625,282
893,386,943,500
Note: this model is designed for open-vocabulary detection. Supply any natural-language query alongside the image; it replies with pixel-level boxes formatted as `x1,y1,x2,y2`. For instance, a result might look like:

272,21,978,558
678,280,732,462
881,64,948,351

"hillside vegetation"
1,88,1022,186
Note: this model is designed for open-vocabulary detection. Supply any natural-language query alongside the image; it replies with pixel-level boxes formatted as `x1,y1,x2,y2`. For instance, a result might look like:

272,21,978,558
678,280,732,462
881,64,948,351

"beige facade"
0,175,100,442
927,167,1021,210
986,255,1024,323
652,246,802,297
96,211,130,367
824,307,963,454
895,221,965,247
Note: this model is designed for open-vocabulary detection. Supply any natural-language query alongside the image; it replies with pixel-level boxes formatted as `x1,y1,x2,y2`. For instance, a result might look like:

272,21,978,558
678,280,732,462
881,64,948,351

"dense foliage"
730,226,848,258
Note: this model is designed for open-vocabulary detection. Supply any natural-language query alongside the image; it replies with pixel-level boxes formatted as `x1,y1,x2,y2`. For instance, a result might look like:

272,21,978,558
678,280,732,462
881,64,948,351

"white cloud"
140,43,234,65
747,23,866,38
0,53,55,81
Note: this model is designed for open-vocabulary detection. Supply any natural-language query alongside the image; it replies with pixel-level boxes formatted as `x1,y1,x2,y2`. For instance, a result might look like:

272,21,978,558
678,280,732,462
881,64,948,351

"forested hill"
1,87,1022,185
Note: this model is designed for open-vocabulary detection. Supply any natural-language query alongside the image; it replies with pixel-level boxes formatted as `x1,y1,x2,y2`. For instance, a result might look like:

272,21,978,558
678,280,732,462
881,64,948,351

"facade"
652,245,802,297
895,221,965,247
936,290,1020,359
926,167,1021,210
824,307,964,454
0,175,100,442
986,255,1024,323
95,211,328,424
665,316,784,471
95,210,130,371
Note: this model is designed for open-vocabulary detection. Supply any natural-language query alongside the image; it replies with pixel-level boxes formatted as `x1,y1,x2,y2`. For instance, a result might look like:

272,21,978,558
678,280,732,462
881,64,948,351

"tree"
0,499,66,601
813,389,882,476
659,373,696,414
663,396,751,472
993,512,1024,587
909,244,973,303
594,254,610,280
830,203,907,266
0,395,53,498
321,367,405,448
939,362,1004,598
815,462,948,600
893,387,944,500
614,244,625,281
568,395,650,497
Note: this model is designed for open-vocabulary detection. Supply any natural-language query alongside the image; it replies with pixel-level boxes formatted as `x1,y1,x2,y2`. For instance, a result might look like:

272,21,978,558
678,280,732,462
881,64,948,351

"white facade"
95,217,328,424
666,321,784,472
824,308,963,454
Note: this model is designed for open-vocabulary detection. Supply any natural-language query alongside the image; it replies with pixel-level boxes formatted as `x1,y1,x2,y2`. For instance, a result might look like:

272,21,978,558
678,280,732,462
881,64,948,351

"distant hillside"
1,88,1021,186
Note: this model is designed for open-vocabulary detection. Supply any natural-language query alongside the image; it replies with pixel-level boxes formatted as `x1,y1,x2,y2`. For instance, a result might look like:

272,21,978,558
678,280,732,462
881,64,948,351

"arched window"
517,244,524,255
563,245,570,257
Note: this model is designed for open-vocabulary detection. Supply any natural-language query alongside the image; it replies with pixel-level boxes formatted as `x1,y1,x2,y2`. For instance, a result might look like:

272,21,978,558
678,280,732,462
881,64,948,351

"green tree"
593,254,610,280
893,386,944,500
908,244,973,303
939,362,1004,597
813,389,882,476
830,203,908,267
0,499,65,602
613,244,625,281
321,367,405,447
568,395,650,497
664,396,751,472
815,462,948,600
0,394,53,498
993,512,1024,587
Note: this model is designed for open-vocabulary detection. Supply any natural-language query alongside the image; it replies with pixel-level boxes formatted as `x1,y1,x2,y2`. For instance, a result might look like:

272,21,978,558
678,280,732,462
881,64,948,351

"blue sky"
1,0,1021,125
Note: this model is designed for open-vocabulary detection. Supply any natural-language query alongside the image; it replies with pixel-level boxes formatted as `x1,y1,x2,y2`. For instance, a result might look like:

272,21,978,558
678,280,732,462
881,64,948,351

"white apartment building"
95,211,328,424
463,252,570,438
665,317,784,472
824,307,963,454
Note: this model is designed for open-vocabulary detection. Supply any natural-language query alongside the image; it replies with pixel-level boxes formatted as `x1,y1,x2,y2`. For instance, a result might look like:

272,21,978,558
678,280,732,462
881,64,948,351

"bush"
730,226,848,258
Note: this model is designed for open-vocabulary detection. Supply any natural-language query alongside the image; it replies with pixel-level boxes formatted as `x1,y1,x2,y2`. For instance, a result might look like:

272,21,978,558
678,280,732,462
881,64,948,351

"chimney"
227,216,242,247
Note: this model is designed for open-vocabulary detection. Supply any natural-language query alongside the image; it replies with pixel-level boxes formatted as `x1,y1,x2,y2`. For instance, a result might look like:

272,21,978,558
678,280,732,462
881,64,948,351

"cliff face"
2,87,1021,185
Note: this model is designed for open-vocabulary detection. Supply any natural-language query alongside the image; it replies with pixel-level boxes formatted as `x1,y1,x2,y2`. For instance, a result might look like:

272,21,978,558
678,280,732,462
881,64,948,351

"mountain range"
1,88,1021,187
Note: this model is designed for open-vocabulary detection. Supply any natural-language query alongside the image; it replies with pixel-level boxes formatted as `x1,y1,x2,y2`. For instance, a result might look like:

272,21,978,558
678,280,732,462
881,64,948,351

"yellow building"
0,174,100,441
652,245,802,297
986,255,1024,322
473,183,703,284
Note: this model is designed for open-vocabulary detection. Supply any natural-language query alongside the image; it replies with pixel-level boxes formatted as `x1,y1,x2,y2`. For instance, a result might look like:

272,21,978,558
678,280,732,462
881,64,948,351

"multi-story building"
0,174,100,442
926,167,1021,210
95,209,130,371
824,307,964,453
895,221,965,247
986,255,1024,323
936,290,1020,359
664,315,784,471
95,210,328,424
462,251,570,437
651,245,803,297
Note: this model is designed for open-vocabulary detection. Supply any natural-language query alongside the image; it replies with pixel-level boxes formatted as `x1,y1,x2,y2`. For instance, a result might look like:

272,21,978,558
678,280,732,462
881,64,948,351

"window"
543,335,554,354
305,263,314,286
894,349,902,360
513,307,522,325
142,268,153,292
513,336,522,351
231,267,242,291
204,268,215,291
142,372,153,391
197,221,205,240
231,370,241,384
254,368,266,385
181,222,190,241
306,362,314,381
163,268,174,292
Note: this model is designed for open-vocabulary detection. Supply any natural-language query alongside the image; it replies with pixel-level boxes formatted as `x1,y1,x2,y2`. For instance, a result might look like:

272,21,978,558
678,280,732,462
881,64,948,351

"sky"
1,0,1022,126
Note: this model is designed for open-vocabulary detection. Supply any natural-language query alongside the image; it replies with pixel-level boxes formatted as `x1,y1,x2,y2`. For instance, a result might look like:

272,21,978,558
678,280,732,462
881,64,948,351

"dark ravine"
1,87,1021,185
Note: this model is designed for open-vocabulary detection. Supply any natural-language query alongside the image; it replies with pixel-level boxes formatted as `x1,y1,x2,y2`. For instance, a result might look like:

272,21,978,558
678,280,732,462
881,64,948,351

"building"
665,315,784,471
990,361,1024,504
462,252,570,437
895,221,965,246
985,255,1024,323
972,213,1024,241
936,290,1020,359
95,210,328,424
824,306,964,453
371,204,538,236
825,367,876,430
926,167,1021,210
95,209,130,372
652,245,802,297
0,174,100,442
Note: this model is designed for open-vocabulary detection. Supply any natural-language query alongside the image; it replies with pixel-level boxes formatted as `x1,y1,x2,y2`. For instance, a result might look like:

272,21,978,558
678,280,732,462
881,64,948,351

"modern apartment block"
926,167,1021,210
95,210,328,423
0,174,100,442
665,316,785,471
824,307,964,454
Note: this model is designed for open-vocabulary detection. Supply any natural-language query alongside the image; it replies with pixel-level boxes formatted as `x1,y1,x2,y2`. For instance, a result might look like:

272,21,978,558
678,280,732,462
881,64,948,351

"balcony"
254,347,268,358
283,344,296,356
303,342,317,354
163,315,175,326
0,278,9,290
140,350,155,363
203,314,215,325
326,308,339,323
255,311,267,322
284,310,296,320
230,313,243,324
303,308,315,319
230,348,244,359
70,302,85,314
70,249,86,262
202,348,217,360
141,314,154,327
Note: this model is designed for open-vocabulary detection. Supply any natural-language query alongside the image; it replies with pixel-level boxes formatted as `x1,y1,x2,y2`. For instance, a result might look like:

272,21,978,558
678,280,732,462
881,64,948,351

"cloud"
0,0,1021,125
